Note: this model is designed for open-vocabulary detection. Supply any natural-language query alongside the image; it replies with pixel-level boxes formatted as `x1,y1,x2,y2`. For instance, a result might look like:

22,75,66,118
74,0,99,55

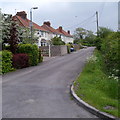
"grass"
74,50,119,117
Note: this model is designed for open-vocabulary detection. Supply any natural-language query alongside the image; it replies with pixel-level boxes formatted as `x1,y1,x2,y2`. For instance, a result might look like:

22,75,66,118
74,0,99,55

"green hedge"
18,44,39,66
101,32,119,76
39,49,43,63
0,51,2,74
2,50,13,74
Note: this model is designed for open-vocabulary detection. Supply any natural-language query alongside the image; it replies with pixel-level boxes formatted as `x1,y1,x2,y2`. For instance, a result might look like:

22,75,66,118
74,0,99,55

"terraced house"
13,11,73,46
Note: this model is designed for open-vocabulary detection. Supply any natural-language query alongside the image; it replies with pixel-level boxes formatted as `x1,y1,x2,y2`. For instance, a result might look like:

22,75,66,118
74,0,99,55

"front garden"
0,12,43,74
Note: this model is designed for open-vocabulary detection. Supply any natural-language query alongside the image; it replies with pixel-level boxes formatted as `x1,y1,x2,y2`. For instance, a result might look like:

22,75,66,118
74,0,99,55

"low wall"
74,44,81,51
40,45,67,57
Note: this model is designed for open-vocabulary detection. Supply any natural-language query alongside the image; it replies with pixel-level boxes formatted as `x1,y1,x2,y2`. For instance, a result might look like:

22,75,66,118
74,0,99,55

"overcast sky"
0,0,119,34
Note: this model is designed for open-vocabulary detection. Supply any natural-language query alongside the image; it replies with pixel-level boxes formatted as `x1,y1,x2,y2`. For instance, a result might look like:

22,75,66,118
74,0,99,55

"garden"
0,13,43,74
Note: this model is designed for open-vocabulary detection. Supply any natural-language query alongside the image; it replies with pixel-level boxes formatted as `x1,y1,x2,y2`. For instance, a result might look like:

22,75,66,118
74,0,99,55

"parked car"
70,47,74,52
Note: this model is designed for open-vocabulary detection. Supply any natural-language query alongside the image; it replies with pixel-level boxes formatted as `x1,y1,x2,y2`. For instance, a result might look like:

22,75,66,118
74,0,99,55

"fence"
39,45,68,57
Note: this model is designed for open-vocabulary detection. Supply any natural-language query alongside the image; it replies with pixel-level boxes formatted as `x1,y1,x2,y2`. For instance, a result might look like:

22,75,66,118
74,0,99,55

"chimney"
67,30,70,34
59,26,62,32
44,21,51,27
16,11,27,19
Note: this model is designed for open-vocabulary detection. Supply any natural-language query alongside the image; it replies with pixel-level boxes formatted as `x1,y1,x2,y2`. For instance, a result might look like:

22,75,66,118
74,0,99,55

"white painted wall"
35,30,74,46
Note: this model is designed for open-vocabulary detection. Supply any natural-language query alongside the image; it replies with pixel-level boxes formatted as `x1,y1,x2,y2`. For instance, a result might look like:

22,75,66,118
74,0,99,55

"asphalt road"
2,47,98,118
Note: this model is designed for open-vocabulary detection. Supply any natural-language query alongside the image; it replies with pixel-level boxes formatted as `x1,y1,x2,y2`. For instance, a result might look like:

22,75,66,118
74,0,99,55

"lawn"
74,50,119,117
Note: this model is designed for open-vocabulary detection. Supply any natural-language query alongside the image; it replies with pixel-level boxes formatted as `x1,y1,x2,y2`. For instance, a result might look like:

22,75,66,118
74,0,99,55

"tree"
2,14,20,53
73,27,96,46
51,36,65,45
97,27,113,38
73,27,87,41
9,19,19,53
2,14,12,46
0,9,2,50
94,27,113,50
19,27,38,44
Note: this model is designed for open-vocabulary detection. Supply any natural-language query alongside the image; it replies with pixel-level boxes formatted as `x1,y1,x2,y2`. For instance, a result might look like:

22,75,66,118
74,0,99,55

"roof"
56,28,73,37
13,15,48,32
41,24,62,35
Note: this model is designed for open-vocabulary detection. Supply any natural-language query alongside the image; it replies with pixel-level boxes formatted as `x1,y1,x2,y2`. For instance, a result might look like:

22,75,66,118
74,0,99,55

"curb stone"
70,84,118,120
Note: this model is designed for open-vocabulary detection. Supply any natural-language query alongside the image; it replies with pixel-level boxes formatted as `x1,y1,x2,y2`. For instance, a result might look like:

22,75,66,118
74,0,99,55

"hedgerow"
12,53,29,69
18,44,39,66
2,50,13,74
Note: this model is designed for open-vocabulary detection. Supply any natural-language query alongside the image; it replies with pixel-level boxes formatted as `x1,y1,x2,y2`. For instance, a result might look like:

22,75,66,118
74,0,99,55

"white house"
13,11,74,46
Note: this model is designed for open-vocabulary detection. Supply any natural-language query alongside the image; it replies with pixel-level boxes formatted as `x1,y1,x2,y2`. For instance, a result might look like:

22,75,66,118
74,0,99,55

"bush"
51,37,65,45
12,53,29,69
66,44,71,54
94,37,102,50
18,44,39,66
39,49,43,63
101,32,119,77
0,51,2,74
2,50,13,74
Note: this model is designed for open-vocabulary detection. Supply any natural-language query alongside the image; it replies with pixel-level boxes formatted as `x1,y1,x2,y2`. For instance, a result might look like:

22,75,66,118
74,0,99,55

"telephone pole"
96,11,99,36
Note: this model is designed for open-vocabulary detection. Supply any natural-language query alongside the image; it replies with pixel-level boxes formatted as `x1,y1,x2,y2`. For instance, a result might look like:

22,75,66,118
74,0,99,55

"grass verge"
74,50,119,117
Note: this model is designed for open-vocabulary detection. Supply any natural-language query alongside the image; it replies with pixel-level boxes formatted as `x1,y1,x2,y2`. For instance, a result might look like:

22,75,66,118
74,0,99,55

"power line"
65,13,96,29
99,2,106,21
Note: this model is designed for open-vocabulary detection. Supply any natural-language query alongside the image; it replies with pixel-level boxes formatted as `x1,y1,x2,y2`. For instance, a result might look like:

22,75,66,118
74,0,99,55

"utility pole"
30,7,38,43
30,9,33,42
96,11,99,36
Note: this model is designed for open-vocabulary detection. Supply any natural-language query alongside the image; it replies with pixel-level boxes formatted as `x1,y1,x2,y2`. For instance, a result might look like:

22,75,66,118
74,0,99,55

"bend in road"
2,47,98,118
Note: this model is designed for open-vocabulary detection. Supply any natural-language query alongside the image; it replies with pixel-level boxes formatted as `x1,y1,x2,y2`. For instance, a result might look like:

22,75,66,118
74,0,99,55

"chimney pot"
59,26,62,32
68,30,70,34
16,11,27,19
44,21,51,27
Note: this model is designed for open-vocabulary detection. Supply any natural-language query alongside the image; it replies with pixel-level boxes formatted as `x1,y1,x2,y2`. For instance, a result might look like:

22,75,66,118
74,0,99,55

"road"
2,47,97,118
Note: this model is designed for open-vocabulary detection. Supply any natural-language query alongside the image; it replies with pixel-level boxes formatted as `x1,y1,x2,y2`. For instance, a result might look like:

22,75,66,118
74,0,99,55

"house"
56,26,73,43
13,11,74,46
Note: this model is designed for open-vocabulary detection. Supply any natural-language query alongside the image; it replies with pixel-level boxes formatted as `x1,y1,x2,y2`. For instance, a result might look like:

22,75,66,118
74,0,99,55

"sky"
0,0,119,34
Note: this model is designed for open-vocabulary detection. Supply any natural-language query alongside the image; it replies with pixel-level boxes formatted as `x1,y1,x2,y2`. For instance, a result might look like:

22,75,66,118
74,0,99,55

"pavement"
2,47,98,118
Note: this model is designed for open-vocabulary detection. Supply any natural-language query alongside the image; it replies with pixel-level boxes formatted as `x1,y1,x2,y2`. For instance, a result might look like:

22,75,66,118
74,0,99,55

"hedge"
39,49,43,63
0,51,2,74
18,44,39,66
2,50,13,74
12,53,29,69
101,32,119,76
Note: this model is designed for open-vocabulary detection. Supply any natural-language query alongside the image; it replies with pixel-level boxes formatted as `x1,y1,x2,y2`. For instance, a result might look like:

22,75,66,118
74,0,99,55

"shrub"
94,37,102,50
18,44,39,66
66,44,71,54
2,50,13,74
0,51,2,74
101,32,119,77
12,53,29,69
39,49,43,63
51,37,65,45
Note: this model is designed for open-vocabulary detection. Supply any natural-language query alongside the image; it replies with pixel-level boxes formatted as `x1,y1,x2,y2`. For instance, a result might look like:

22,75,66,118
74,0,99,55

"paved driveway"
2,47,98,118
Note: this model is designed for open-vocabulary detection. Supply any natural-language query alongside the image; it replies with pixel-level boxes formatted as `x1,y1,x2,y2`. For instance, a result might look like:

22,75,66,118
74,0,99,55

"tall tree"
2,14,20,53
2,14,12,45
9,19,19,53
73,28,87,40
73,27,95,46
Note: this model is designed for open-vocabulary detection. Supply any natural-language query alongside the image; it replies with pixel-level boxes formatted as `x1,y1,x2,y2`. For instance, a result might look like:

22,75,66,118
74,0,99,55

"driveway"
2,47,98,118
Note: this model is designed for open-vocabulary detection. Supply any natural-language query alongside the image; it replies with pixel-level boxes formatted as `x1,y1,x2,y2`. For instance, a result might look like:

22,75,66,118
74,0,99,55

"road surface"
2,47,98,118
